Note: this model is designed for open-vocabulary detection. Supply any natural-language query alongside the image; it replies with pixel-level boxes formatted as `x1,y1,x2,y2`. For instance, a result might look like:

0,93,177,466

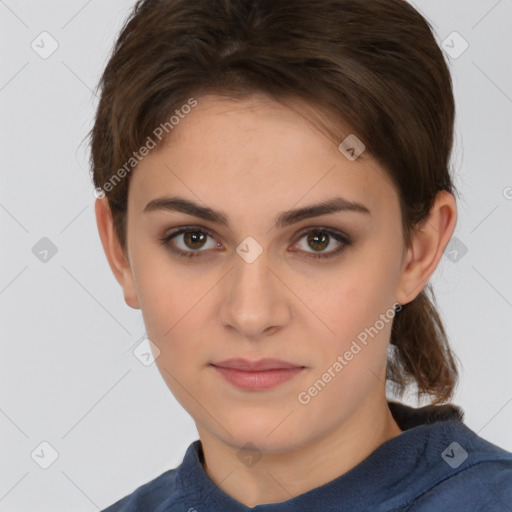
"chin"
217,418,309,455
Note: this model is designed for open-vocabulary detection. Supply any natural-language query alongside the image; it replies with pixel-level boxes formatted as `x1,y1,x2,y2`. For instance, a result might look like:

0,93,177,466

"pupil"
308,231,328,251
185,231,206,249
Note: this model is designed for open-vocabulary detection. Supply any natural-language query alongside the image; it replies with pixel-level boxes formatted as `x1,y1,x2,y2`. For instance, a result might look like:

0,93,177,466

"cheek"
302,257,397,344
290,252,400,393
135,264,208,407
131,243,204,334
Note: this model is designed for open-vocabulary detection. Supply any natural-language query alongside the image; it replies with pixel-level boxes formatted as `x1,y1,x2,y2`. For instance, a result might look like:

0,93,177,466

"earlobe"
94,197,140,309
396,191,457,305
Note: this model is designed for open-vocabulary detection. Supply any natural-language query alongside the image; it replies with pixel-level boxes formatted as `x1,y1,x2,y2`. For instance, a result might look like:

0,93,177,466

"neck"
196,396,403,507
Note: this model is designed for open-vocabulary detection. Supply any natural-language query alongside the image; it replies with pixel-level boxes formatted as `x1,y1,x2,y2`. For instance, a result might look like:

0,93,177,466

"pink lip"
212,358,303,371
211,358,305,390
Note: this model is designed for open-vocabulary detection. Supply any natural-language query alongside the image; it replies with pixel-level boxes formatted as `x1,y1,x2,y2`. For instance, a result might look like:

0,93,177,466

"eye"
159,226,352,261
292,228,352,259
159,226,220,259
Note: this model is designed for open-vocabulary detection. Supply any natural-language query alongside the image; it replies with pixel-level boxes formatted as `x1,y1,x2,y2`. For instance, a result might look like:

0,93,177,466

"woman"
91,0,512,509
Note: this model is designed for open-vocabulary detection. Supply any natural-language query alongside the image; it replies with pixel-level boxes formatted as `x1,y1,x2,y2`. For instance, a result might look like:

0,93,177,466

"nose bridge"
220,246,290,337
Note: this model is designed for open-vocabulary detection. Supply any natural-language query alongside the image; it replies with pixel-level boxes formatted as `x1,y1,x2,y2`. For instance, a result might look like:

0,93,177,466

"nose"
219,251,292,340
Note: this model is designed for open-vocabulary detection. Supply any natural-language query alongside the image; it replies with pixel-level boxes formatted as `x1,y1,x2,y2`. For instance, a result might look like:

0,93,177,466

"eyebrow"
143,195,371,228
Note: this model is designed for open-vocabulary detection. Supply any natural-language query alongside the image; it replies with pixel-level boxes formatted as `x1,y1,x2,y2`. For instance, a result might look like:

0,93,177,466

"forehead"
128,94,398,221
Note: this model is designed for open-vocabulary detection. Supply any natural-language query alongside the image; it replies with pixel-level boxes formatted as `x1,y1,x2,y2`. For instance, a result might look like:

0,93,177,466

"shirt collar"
176,401,467,511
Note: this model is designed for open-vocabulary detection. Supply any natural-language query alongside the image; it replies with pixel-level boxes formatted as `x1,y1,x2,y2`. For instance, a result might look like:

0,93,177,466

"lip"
211,358,305,390
212,358,303,371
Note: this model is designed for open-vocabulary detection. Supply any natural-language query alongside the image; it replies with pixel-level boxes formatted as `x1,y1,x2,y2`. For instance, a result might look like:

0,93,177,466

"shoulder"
403,420,512,511
101,467,182,512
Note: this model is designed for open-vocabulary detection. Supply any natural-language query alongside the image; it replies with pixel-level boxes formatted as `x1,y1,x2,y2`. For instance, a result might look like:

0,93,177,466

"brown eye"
183,230,208,250
306,231,330,252
159,226,219,259
294,228,352,259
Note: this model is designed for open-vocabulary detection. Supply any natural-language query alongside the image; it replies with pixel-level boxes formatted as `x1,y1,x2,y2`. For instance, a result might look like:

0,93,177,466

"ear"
396,190,457,305
94,197,140,309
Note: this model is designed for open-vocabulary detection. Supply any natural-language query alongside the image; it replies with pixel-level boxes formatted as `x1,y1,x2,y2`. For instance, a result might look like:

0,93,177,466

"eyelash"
159,225,352,261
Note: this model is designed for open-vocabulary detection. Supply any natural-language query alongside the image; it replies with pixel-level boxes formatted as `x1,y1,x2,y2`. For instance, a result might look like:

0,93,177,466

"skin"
95,93,457,507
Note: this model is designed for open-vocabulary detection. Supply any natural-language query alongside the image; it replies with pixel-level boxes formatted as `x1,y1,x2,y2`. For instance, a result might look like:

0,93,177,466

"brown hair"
89,0,460,405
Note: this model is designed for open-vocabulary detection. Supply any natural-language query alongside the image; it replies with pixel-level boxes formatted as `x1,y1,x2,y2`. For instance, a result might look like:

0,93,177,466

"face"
119,94,409,453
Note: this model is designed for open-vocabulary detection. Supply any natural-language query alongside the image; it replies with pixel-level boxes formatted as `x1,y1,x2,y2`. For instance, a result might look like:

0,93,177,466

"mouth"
210,358,306,390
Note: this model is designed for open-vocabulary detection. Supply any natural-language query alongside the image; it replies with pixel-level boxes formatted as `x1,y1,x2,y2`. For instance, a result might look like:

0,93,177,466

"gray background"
1,0,511,510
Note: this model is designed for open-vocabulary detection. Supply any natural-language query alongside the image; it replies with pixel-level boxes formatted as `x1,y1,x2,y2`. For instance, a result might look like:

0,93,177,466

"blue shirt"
102,401,512,511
